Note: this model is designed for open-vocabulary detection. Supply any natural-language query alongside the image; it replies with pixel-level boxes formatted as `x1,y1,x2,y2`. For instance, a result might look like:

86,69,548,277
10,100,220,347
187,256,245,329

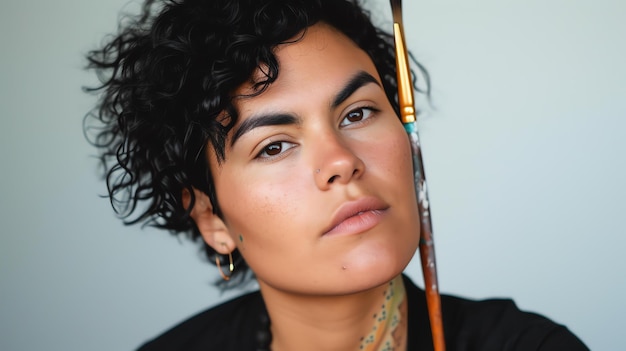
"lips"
323,196,389,236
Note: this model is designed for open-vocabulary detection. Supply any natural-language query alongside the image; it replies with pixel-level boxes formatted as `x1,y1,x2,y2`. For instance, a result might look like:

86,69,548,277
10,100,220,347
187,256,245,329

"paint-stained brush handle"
389,0,446,350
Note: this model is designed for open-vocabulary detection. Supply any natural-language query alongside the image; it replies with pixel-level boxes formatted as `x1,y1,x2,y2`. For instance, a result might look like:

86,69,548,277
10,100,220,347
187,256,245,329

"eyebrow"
230,70,381,147
331,70,381,108
230,113,298,147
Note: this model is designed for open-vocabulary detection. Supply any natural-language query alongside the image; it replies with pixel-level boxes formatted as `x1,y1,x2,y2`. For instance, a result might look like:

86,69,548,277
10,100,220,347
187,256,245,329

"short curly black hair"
84,0,428,284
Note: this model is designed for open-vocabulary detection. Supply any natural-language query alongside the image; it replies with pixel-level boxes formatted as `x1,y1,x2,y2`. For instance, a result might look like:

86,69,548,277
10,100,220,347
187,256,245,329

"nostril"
328,175,338,183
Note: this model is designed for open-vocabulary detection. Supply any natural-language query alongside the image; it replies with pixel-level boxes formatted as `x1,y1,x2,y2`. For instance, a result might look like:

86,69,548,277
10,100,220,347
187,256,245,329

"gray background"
1,0,623,350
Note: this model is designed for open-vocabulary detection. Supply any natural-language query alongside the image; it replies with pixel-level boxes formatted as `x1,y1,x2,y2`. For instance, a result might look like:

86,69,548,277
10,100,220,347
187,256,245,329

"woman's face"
209,23,420,295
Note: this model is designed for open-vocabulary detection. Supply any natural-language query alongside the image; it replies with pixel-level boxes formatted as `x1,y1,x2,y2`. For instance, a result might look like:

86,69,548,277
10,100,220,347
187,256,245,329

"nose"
313,132,365,189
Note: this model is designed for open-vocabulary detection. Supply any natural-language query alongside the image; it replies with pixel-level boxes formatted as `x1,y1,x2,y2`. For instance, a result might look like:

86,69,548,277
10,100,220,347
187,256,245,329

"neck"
260,275,408,351
360,276,407,351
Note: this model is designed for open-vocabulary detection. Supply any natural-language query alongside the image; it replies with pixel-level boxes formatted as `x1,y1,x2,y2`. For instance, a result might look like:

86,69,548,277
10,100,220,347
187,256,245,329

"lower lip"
323,209,387,237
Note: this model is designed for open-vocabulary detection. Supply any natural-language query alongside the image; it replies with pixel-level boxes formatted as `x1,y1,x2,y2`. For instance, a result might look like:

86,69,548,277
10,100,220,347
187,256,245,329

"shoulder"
440,293,588,350
137,290,266,351
403,275,588,350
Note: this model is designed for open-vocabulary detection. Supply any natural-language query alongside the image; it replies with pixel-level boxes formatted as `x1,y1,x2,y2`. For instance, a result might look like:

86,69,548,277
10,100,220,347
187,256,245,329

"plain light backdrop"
1,0,623,350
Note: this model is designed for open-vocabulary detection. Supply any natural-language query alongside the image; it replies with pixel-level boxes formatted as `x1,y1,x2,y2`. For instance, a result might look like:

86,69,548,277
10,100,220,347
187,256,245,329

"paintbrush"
389,0,446,350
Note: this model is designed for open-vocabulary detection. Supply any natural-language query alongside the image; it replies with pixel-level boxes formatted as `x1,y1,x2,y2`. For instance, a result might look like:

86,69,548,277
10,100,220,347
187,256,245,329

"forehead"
234,23,381,110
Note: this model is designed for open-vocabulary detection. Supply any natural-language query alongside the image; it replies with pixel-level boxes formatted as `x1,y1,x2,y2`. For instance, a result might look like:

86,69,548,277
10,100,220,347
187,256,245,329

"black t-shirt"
138,275,588,350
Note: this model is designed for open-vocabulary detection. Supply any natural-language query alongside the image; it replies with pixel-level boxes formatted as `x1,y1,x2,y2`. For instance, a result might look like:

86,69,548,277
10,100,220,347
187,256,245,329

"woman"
85,0,588,349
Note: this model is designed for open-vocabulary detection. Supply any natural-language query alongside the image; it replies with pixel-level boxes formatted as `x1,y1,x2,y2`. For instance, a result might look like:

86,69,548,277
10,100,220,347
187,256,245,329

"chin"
336,245,414,289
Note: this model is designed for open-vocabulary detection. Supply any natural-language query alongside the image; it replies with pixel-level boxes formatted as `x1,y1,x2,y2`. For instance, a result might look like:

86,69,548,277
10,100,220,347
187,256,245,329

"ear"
182,188,235,254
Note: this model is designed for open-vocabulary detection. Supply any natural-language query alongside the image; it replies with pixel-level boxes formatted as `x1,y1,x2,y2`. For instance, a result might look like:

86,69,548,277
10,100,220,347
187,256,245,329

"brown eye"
346,109,364,122
265,143,282,156
256,141,296,159
340,107,376,127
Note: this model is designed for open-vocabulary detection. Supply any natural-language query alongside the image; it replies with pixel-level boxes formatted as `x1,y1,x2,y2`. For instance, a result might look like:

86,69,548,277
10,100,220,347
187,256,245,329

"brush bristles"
389,0,403,24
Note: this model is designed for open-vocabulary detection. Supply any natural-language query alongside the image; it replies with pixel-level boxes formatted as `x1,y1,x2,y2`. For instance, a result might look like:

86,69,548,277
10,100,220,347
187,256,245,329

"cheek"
216,164,310,244
215,166,321,285
367,125,414,185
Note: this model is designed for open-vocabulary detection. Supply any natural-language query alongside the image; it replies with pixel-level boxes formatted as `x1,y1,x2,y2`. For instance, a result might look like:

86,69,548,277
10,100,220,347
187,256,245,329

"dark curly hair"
84,0,429,285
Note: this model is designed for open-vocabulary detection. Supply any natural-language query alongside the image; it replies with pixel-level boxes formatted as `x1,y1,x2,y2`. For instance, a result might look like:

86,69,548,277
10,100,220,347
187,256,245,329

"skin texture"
191,23,420,350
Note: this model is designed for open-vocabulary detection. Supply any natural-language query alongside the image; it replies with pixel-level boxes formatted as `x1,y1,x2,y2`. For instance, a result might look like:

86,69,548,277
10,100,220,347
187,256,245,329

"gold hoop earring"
216,250,234,281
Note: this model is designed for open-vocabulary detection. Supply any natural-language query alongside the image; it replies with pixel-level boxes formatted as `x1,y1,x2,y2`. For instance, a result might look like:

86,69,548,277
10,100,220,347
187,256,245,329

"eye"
256,141,296,159
339,106,377,127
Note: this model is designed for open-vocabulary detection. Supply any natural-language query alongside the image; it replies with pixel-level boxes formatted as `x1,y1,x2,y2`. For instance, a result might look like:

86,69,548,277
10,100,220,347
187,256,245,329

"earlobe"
182,188,235,254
